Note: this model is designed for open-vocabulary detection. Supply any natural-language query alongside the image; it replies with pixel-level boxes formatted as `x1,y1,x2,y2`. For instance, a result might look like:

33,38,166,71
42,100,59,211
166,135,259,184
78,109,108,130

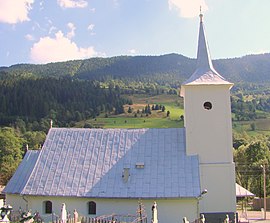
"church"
4,13,236,223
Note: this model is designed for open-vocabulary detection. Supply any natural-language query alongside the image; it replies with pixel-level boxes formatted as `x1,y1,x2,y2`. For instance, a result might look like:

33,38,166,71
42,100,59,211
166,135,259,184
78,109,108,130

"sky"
0,0,270,67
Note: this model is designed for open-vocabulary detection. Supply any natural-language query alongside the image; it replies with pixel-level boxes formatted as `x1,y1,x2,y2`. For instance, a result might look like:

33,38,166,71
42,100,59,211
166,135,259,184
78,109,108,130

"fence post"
151,201,158,223
183,217,189,223
224,214,229,223
200,214,205,223
73,210,77,223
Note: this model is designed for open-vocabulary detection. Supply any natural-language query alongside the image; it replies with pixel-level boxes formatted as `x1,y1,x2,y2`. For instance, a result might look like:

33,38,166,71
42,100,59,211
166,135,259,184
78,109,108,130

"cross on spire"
199,6,203,22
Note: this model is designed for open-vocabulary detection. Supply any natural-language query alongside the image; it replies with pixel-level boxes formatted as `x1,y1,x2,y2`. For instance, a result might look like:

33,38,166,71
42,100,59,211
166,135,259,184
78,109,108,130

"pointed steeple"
196,11,215,73
181,12,232,86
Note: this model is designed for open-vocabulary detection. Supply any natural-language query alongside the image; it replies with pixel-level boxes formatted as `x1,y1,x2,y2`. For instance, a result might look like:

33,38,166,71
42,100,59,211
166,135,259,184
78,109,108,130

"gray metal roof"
4,150,40,194
236,183,254,197
4,128,200,198
182,14,232,86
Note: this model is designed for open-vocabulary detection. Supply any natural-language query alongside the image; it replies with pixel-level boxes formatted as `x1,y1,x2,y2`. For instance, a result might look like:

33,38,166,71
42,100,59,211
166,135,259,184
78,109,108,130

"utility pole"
261,164,267,220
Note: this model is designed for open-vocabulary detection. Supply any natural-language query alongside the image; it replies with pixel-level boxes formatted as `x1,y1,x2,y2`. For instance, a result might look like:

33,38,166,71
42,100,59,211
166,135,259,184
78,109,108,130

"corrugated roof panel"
3,150,40,194
6,128,200,198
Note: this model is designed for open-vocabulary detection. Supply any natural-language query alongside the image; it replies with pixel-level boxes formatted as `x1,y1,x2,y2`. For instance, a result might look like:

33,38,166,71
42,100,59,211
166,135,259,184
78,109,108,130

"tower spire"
196,10,213,72
180,12,232,89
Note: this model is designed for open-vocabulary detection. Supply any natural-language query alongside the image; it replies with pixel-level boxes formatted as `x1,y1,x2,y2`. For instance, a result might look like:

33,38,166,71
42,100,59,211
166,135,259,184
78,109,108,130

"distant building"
4,13,236,223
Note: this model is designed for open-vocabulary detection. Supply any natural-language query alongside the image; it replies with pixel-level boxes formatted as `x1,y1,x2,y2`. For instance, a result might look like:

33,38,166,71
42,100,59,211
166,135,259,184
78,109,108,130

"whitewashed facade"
7,195,197,223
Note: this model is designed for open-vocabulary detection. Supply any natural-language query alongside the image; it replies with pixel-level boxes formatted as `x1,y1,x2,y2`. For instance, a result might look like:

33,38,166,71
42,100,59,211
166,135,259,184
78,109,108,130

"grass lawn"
77,93,270,135
76,94,184,129
233,119,270,136
81,117,183,129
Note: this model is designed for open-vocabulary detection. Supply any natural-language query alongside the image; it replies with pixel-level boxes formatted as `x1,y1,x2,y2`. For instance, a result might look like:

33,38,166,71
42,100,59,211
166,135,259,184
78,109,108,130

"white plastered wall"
199,163,236,213
181,84,236,213
183,85,233,163
5,195,198,223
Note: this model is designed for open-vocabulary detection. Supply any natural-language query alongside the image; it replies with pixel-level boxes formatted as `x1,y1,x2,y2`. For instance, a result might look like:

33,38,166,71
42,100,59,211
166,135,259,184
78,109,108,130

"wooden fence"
51,214,147,223
8,212,147,223
78,214,147,223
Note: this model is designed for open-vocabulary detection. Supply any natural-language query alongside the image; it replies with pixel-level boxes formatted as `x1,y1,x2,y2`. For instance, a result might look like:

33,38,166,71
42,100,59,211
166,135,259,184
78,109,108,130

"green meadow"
76,93,270,135
76,94,184,129
233,119,270,136
83,117,183,129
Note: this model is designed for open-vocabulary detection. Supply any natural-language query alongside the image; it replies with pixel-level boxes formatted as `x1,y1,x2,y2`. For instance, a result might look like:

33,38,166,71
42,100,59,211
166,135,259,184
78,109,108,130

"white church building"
4,13,236,223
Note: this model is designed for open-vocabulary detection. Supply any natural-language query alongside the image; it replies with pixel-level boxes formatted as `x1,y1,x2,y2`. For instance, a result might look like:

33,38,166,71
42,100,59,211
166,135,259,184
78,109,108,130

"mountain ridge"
1,53,270,83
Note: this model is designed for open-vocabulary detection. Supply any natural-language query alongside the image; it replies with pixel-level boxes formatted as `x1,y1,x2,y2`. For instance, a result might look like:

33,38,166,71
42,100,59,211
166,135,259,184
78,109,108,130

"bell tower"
180,12,236,218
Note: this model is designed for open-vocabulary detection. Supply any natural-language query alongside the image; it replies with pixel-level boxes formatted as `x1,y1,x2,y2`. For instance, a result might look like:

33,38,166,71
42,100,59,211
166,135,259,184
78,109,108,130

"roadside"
238,211,270,222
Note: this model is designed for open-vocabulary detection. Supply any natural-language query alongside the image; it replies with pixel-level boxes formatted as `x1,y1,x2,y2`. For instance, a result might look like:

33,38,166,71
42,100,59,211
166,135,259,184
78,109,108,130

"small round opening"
203,102,212,110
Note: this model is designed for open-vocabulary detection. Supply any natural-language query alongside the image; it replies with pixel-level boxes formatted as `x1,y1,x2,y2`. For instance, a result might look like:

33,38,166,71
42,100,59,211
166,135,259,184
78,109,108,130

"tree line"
234,132,270,197
0,77,131,128
0,76,131,185
3,53,270,84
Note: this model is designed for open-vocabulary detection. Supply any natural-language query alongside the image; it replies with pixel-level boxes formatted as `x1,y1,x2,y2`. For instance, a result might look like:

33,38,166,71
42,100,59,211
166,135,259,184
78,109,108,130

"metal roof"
236,183,255,197
182,14,232,86
4,128,200,199
4,150,40,194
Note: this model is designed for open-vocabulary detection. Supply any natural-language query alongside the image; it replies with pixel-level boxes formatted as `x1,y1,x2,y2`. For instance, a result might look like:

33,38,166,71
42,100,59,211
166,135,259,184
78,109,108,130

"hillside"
1,53,270,84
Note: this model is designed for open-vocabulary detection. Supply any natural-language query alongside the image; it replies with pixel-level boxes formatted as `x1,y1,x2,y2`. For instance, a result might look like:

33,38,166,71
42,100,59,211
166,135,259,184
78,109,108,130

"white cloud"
67,22,76,39
25,34,35,41
49,26,57,34
87,23,95,35
30,31,103,64
247,49,269,55
0,0,34,24
39,0,44,10
168,0,208,18
90,7,96,13
57,0,88,8
129,49,137,54
87,24,95,31
112,0,119,7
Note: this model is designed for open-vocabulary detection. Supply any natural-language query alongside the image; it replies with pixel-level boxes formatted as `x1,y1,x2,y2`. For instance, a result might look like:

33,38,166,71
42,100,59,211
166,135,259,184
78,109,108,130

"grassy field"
76,94,184,129
76,93,270,135
232,109,270,136
81,117,183,129
233,119,270,136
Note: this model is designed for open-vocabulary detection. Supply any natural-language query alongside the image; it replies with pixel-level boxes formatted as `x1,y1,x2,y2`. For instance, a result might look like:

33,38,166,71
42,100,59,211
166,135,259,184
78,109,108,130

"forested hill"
0,54,194,84
1,53,270,83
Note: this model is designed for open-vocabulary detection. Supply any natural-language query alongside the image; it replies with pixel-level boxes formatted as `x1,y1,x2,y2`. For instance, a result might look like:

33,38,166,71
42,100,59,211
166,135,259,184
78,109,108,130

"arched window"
44,201,52,214
88,201,96,215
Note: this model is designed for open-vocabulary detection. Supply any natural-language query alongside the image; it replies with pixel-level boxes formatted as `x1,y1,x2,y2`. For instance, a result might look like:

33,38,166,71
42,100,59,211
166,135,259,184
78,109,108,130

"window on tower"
203,102,212,110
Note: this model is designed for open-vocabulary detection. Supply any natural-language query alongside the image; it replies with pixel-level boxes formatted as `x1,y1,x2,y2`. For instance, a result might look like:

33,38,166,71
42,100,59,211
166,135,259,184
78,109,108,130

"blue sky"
0,0,270,66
